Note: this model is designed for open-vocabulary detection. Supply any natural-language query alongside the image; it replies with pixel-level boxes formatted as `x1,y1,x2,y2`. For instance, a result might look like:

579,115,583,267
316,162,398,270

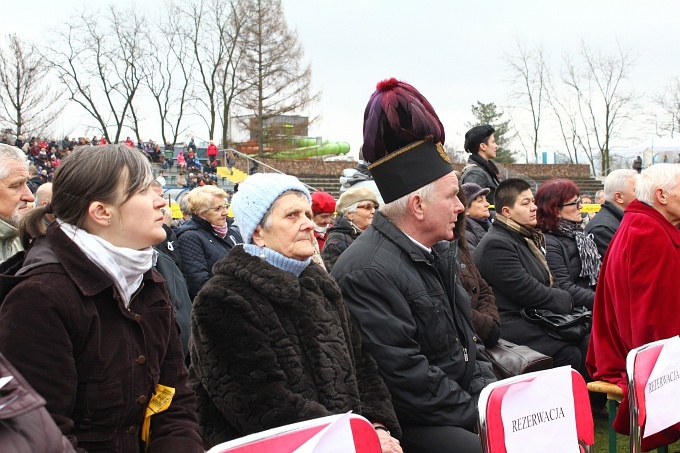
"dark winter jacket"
457,245,501,347
460,155,501,207
544,231,596,310
332,212,495,431
157,224,182,268
0,224,202,453
583,201,624,259
189,246,400,447
0,353,75,453
473,222,575,358
26,176,44,194
176,215,242,299
321,215,361,272
464,217,489,255
153,247,192,358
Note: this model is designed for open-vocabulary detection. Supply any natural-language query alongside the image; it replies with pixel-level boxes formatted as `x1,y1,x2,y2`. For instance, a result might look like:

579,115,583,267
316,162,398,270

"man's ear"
252,225,265,247
614,191,624,205
501,205,511,219
409,194,425,221
655,187,668,206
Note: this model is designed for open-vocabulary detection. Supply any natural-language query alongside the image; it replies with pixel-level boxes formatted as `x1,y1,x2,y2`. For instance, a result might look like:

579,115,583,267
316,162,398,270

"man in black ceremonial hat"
332,79,495,453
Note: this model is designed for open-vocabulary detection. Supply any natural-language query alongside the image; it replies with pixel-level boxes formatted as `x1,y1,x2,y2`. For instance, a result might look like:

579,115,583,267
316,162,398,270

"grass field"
593,417,680,453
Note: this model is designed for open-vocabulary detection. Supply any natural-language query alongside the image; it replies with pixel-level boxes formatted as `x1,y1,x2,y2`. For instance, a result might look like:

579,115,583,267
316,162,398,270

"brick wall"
257,158,358,176
254,158,592,179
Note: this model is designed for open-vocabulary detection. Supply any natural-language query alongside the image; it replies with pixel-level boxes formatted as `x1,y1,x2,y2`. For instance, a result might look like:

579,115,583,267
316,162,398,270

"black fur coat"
189,246,400,447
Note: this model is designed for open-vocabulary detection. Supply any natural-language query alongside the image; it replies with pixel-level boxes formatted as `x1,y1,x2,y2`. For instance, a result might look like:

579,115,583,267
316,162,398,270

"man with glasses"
333,79,494,453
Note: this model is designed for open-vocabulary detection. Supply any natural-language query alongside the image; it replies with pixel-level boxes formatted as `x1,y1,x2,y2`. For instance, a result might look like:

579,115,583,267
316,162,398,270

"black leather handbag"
485,339,554,379
520,306,592,342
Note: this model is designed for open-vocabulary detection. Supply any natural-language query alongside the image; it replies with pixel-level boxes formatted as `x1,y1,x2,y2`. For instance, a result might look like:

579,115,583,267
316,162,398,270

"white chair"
207,413,381,453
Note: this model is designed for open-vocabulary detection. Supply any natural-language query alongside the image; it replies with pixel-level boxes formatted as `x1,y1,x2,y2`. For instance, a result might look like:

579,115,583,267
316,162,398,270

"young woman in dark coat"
190,173,402,452
535,179,599,310
0,145,202,452
454,188,501,347
474,179,586,372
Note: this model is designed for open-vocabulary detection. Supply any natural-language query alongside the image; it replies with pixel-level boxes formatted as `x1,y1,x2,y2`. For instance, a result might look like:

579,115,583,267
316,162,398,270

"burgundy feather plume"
362,78,444,163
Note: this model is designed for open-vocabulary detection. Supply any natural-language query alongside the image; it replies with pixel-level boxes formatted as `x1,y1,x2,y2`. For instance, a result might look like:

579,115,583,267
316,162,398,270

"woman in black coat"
535,179,600,310
190,173,402,452
474,179,586,372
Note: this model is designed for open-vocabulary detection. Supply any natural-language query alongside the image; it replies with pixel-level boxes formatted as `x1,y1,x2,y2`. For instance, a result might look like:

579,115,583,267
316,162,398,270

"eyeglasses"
356,203,379,211
204,204,228,213
560,196,582,208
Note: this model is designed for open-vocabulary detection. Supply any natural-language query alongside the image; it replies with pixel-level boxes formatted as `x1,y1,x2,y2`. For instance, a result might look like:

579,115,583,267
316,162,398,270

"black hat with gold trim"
362,78,452,204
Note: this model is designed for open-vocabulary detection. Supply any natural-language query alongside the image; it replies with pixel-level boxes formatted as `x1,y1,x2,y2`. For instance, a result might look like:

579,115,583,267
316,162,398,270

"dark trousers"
552,336,589,375
400,424,481,453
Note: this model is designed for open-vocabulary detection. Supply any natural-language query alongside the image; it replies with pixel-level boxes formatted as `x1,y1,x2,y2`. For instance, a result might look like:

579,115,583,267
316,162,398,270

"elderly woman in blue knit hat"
189,173,402,452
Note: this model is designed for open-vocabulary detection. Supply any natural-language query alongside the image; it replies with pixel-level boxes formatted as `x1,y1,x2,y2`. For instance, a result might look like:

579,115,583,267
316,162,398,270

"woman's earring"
259,247,265,260
107,219,111,224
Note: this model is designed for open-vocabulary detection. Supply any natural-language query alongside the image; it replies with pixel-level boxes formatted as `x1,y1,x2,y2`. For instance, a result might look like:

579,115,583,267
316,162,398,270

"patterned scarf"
557,218,601,286
495,214,554,286
212,224,227,238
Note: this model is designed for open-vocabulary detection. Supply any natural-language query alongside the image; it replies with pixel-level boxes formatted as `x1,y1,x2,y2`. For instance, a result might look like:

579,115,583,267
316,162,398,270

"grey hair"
178,192,192,216
635,164,680,205
380,178,438,223
604,169,638,202
341,202,360,215
594,189,605,203
0,144,28,180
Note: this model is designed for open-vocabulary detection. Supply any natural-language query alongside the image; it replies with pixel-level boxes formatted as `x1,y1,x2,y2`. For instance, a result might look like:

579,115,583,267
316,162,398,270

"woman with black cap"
461,182,492,254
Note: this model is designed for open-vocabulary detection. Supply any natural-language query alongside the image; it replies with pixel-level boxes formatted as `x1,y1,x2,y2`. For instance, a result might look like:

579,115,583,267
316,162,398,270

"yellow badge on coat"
141,384,175,450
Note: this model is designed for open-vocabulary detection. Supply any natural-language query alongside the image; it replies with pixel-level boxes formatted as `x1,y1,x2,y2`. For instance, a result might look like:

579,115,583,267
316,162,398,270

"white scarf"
59,222,157,308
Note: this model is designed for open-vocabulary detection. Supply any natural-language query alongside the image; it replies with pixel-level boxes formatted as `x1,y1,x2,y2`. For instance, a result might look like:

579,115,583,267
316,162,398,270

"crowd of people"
0,77,679,453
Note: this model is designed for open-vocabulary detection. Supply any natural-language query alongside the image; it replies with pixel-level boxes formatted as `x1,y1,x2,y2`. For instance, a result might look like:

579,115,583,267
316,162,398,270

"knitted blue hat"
231,173,311,244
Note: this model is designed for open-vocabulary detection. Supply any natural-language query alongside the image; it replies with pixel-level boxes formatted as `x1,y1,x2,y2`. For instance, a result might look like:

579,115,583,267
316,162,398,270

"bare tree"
505,40,548,163
217,0,251,148
182,0,243,143
561,42,637,175
45,7,146,143
653,75,680,137
238,0,319,156
143,2,196,147
0,34,65,137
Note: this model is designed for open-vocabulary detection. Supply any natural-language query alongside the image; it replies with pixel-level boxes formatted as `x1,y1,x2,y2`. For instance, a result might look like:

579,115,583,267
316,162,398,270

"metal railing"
221,148,321,193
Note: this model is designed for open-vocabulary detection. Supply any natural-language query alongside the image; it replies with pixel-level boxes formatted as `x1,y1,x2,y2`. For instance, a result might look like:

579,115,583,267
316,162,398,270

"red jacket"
586,199,680,450
207,144,218,157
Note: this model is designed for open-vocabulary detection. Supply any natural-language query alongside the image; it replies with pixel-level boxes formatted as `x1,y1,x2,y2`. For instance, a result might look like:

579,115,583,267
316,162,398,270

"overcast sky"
6,0,680,162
